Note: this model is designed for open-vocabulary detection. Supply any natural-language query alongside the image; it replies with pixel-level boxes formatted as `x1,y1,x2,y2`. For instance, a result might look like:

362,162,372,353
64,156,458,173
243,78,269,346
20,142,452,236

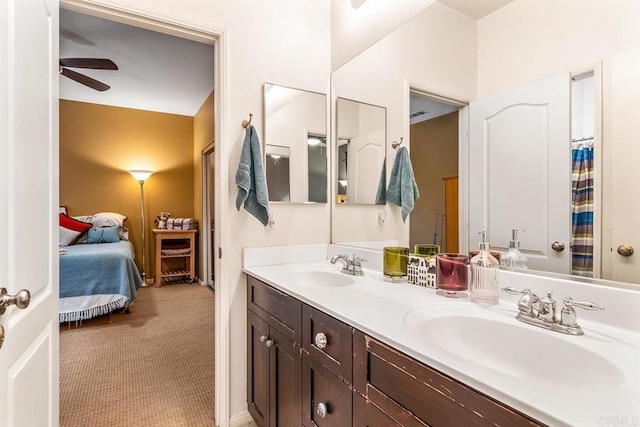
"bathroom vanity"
246,275,540,426
243,245,640,427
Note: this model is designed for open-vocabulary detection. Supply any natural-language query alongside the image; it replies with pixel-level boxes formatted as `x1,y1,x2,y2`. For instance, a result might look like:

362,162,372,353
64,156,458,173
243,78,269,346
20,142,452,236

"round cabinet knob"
617,244,634,257
259,335,268,343
0,288,31,315
265,339,274,348
314,332,328,349
551,241,565,252
316,402,328,418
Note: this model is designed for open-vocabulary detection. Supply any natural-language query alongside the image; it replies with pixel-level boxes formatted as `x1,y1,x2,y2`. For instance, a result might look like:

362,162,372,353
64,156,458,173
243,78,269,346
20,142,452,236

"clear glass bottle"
500,229,528,270
470,230,499,305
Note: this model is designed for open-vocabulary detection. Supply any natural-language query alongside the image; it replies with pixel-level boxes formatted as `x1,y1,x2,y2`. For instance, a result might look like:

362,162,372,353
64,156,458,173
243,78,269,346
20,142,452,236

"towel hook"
391,137,404,149
242,113,253,129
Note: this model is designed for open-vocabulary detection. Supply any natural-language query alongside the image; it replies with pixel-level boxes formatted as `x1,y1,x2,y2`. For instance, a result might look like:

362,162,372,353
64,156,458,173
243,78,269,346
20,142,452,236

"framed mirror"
264,83,327,203
329,1,640,287
335,98,386,205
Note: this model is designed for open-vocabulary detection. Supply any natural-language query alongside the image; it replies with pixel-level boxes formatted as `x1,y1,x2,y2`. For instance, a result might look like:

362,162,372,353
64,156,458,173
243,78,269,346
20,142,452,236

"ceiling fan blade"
61,68,110,92
60,58,118,70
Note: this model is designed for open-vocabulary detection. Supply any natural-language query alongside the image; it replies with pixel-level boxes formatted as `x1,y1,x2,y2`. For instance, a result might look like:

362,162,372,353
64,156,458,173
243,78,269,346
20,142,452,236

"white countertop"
243,259,640,427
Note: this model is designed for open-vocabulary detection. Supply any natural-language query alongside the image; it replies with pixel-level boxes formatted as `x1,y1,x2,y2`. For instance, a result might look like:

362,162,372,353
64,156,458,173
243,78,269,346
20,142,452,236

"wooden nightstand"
152,229,197,287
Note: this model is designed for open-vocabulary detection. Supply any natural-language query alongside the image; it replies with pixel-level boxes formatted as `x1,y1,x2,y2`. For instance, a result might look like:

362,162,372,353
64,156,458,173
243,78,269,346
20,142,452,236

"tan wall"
409,111,458,251
60,100,195,281
193,91,215,282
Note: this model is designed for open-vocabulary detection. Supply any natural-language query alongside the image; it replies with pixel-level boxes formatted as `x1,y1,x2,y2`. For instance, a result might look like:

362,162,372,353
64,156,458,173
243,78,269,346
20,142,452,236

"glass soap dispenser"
500,228,528,270
470,230,500,306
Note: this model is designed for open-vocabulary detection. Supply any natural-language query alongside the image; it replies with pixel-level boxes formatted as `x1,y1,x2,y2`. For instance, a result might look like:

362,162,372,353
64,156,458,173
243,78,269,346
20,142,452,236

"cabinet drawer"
302,353,352,427
353,330,543,427
248,276,302,344
302,304,353,383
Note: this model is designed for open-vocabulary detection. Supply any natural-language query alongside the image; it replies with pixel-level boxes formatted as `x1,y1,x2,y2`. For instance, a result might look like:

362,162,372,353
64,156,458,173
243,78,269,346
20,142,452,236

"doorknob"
0,288,30,315
617,245,634,257
551,241,565,252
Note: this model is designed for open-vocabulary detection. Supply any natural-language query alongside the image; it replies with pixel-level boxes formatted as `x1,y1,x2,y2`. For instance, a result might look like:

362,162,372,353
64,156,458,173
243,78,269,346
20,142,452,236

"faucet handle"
560,297,604,329
502,286,531,295
562,297,604,311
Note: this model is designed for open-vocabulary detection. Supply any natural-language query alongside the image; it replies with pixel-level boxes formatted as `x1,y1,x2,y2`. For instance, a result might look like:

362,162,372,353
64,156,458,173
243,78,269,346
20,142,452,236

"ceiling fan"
59,58,118,92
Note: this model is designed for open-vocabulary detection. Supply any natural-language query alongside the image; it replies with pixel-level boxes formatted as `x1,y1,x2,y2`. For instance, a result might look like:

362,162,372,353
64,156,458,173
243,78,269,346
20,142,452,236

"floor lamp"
128,170,154,286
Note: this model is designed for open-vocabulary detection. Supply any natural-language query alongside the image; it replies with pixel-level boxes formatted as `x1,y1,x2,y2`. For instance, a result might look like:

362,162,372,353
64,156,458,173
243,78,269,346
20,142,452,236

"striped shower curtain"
571,143,594,277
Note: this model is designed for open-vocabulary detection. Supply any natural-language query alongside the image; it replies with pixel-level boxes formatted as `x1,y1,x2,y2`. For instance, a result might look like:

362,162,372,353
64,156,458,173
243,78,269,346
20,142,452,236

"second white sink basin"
282,270,356,287
403,304,625,390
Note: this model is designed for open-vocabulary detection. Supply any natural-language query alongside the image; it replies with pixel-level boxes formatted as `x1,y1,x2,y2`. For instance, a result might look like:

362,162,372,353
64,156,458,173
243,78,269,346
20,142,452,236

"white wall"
477,0,640,97
87,0,331,423
331,2,476,245
331,0,436,70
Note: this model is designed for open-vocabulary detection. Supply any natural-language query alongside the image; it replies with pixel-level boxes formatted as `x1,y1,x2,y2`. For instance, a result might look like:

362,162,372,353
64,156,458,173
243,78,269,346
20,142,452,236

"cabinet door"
269,327,302,426
353,392,401,427
247,310,270,427
302,353,352,427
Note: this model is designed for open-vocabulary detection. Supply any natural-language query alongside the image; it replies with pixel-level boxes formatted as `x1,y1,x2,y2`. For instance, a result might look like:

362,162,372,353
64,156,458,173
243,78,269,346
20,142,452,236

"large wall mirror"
330,1,640,287
335,98,386,204
264,83,327,203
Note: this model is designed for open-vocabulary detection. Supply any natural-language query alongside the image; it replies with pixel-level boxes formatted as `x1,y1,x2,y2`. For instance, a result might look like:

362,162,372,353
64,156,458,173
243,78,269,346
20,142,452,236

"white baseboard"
229,411,256,427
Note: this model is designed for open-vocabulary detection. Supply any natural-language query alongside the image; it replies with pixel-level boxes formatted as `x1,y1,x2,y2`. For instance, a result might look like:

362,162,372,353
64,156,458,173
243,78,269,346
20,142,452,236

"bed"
59,240,143,323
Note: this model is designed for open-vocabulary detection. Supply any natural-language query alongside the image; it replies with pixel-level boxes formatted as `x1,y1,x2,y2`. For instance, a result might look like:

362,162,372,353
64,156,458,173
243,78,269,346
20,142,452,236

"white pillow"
59,226,81,247
92,212,127,228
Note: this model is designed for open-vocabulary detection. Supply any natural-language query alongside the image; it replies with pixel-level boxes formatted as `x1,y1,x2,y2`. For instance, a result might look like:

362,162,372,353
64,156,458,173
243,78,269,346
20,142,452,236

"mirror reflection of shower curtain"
571,141,594,277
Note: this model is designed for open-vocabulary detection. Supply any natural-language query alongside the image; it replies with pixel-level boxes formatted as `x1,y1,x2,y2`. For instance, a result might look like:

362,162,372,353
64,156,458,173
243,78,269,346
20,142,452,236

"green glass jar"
414,244,440,257
383,247,409,282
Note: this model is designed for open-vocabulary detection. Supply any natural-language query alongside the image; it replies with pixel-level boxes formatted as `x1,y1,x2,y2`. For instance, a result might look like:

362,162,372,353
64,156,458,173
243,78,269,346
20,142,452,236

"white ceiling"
437,0,515,19
410,93,459,125
59,9,214,116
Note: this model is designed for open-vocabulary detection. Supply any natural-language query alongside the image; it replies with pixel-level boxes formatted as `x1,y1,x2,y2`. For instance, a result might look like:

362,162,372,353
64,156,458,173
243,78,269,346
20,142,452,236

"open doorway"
409,90,464,253
58,6,218,426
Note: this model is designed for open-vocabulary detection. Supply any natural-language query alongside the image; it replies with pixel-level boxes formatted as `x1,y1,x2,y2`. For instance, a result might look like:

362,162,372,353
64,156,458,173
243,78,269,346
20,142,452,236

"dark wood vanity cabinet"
247,276,544,427
247,277,302,427
352,330,544,427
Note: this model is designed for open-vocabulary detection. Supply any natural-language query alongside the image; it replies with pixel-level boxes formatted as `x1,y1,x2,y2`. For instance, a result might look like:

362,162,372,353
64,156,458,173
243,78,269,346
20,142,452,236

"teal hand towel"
375,157,386,205
386,147,419,222
235,125,270,226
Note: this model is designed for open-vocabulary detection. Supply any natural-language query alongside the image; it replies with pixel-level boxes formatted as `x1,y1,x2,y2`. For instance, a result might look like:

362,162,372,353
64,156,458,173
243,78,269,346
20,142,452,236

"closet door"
609,47,640,282
469,73,571,274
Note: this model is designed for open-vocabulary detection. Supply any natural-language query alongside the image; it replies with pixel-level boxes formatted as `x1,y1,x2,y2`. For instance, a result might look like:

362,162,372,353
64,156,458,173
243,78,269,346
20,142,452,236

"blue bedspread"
60,241,142,301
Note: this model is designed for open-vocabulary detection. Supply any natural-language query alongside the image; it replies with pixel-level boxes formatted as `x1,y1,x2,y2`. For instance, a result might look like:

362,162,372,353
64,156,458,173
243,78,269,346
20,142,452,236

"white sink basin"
282,270,356,287
403,304,625,389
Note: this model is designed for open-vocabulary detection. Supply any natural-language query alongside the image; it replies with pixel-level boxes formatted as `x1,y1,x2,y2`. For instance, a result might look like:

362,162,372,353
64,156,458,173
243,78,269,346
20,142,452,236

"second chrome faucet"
503,287,604,335
331,254,367,276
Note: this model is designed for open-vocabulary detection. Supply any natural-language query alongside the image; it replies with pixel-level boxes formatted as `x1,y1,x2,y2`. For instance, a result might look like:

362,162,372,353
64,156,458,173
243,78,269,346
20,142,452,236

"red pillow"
59,213,92,244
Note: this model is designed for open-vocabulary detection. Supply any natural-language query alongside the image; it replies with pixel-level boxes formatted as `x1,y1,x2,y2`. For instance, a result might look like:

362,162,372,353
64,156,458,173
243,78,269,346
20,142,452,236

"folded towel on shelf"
375,157,386,205
235,125,270,226
386,146,419,222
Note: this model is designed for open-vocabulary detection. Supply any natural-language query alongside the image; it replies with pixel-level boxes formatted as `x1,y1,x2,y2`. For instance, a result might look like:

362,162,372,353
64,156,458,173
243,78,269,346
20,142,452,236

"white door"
469,73,571,273
610,47,640,283
0,0,59,426
347,130,385,204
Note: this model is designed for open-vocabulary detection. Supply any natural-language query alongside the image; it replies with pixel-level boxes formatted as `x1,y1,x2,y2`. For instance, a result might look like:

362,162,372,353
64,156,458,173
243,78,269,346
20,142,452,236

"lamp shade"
128,170,154,182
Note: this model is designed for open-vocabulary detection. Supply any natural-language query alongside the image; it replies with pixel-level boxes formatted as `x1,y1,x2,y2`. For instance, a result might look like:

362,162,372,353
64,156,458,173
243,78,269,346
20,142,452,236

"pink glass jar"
436,253,469,298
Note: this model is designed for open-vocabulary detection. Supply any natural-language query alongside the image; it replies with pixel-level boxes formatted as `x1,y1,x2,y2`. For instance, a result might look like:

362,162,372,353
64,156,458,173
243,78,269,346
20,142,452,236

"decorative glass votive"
414,244,440,257
383,247,409,282
436,253,469,298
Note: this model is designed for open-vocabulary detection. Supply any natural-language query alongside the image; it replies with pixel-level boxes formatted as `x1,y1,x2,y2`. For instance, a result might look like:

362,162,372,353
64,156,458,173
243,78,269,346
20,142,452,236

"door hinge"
218,247,222,259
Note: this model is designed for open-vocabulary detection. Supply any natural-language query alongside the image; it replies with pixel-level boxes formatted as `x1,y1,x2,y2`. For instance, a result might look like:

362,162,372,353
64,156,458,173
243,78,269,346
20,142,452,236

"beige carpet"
60,283,215,427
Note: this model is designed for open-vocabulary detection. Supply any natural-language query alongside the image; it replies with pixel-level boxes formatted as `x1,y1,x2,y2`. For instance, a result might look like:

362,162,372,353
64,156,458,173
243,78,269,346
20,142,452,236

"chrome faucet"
330,254,367,276
503,287,604,335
